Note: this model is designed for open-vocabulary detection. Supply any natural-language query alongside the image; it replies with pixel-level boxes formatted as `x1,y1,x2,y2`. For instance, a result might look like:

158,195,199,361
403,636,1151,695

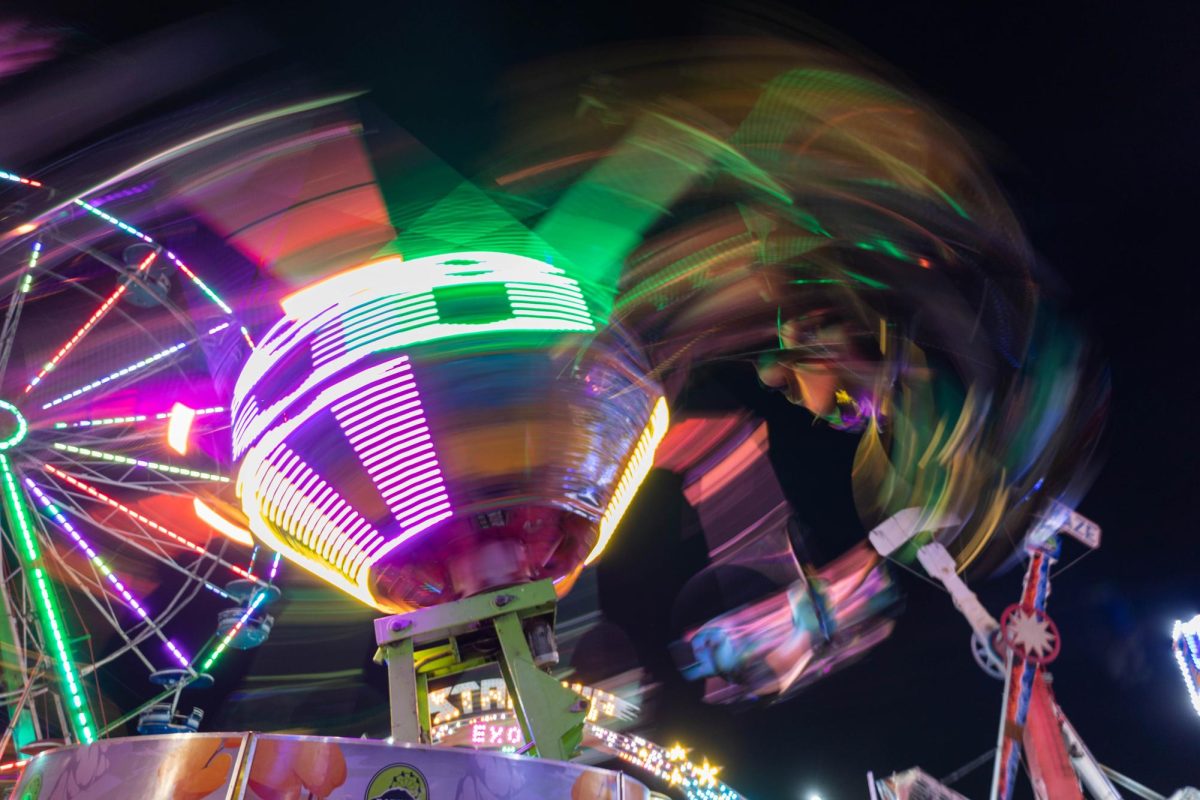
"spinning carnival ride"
0,34,1160,800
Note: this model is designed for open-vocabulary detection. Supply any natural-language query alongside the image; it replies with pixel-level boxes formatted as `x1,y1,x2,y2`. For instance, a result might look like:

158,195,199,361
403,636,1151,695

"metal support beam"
382,638,419,744
374,580,585,760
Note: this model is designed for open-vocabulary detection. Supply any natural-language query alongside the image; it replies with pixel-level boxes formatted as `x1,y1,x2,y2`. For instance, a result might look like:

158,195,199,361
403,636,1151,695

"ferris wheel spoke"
24,477,192,669
48,443,231,484
23,251,161,396
0,239,39,385
42,465,262,584
32,478,235,602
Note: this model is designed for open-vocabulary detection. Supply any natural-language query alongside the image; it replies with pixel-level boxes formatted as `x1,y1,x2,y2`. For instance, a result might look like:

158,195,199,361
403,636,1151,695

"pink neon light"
331,361,451,550
42,464,258,582
25,251,158,393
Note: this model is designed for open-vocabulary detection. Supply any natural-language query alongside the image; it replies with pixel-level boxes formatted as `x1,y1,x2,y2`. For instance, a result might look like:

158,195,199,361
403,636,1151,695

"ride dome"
232,251,666,613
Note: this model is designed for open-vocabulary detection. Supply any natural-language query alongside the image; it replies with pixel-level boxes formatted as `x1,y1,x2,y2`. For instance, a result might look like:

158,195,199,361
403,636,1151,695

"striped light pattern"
0,456,96,743
41,341,189,409
330,358,451,543
244,443,385,607
584,396,670,565
233,253,594,457
25,251,158,393
43,465,258,582
1173,614,1200,717
25,479,190,668
52,442,230,483
19,240,41,294
52,406,225,430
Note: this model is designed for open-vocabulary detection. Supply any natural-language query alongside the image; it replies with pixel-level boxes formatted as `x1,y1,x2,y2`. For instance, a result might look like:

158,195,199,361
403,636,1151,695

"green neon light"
0,455,95,743
0,401,27,451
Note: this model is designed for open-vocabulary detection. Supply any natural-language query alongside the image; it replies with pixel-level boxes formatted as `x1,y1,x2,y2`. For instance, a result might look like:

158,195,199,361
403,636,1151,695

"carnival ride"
0,31,1185,800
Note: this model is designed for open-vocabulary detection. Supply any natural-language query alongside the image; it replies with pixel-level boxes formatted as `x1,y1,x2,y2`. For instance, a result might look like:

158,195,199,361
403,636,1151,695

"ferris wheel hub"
0,400,27,451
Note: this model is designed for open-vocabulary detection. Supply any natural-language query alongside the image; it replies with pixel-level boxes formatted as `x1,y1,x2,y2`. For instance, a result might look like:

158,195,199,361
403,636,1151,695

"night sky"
16,1,1200,796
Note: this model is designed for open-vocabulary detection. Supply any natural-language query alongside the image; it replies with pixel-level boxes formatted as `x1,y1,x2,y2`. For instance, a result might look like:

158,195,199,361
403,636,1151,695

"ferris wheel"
0,166,280,759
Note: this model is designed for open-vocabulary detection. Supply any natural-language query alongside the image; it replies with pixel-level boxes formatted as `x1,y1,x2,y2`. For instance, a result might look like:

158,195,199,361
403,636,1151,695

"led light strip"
41,341,189,409
585,396,670,565
25,479,191,668
586,724,744,800
52,442,230,483
52,406,225,429
68,195,244,328
43,464,259,582
331,359,452,542
19,240,42,294
0,456,96,743
0,170,42,187
25,251,158,393
197,589,267,672
1173,615,1200,717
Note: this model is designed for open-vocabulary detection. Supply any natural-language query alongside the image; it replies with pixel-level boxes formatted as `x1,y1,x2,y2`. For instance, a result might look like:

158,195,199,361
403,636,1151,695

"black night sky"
12,2,1200,797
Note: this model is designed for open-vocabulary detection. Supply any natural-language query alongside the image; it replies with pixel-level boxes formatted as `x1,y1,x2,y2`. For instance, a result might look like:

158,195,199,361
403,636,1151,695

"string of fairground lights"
69,198,254,348
40,325,232,410
24,478,191,668
25,251,158,393
19,239,41,294
42,464,262,583
587,725,745,800
41,341,189,410
52,406,225,429
0,164,253,348
0,456,96,743
51,442,230,483
196,551,279,673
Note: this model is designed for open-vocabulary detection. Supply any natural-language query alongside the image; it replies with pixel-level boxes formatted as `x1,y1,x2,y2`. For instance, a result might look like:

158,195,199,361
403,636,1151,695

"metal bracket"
374,580,585,760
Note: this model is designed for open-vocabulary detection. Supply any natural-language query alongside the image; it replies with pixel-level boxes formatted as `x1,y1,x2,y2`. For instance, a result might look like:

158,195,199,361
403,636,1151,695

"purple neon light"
254,443,385,578
268,551,282,583
24,478,190,668
331,358,452,545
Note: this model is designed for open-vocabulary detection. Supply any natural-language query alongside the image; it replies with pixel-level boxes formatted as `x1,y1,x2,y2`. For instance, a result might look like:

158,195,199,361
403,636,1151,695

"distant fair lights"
1173,614,1200,717
588,726,744,800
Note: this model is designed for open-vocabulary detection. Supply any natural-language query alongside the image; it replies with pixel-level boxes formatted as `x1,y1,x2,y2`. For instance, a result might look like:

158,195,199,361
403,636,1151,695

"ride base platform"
10,732,658,799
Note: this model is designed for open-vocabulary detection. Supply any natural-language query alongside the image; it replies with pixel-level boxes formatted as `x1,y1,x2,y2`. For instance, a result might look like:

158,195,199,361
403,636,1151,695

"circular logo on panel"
365,763,429,800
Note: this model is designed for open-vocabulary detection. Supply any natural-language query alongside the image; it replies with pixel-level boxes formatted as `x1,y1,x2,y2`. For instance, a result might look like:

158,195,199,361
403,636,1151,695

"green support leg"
383,638,420,744
493,612,585,761
416,672,431,744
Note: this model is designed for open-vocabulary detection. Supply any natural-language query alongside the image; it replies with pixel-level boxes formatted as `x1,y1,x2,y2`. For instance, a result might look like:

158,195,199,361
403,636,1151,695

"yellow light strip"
584,396,669,565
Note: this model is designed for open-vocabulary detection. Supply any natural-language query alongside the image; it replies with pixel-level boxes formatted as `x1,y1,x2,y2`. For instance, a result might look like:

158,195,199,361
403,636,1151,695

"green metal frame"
374,580,584,761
